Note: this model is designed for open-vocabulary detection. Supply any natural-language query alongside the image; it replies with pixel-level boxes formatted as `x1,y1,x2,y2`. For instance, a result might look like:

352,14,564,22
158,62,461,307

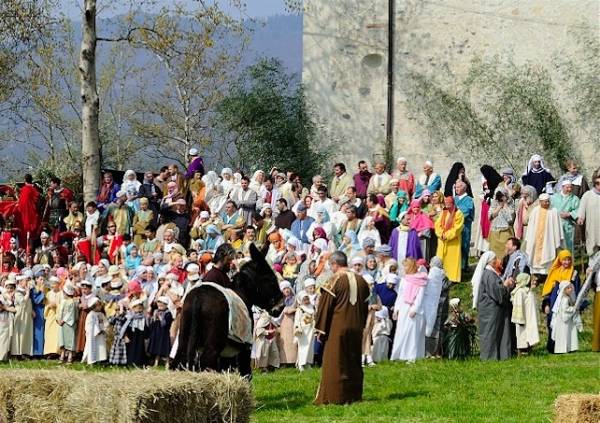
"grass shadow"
256,390,313,412
383,390,429,401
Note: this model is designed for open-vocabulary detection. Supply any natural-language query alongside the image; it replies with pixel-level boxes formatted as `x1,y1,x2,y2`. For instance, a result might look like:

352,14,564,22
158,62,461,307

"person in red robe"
16,174,41,248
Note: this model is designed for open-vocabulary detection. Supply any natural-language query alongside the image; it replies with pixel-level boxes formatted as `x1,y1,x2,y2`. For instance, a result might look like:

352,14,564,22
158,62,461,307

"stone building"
303,0,599,182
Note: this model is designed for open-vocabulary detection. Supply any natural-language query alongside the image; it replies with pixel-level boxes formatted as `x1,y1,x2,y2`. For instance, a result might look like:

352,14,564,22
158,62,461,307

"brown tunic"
314,271,370,405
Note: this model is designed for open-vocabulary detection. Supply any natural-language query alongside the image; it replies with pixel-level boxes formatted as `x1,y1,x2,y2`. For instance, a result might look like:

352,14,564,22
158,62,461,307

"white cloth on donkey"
188,282,253,345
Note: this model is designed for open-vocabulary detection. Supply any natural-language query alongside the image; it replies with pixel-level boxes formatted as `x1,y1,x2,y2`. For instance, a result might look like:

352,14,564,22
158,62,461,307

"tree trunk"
79,0,100,203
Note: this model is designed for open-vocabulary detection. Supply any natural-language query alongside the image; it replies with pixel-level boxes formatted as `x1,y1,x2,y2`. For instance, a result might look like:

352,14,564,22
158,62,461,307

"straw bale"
0,369,253,423
554,394,600,423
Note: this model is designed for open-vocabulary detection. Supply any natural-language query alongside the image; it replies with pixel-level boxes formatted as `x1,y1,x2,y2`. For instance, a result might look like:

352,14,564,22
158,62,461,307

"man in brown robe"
314,251,370,405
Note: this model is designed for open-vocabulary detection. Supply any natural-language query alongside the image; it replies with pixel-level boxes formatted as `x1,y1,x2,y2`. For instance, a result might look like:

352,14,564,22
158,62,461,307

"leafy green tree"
217,58,328,183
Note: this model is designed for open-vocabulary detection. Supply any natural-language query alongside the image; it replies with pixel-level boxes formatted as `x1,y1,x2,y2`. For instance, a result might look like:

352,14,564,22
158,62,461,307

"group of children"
0,266,174,367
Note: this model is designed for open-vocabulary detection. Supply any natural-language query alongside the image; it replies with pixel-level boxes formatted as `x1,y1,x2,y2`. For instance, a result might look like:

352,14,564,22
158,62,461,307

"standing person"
121,299,148,367
434,197,464,283
471,252,515,360
367,162,392,196
414,161,442,199
424,257,451,358
391,157,415,199
276,281,297,367
514,185,538,240
502,238,528,281
371,307,392,362
454,181,475,271
314,252,370,405
57,284,78,363
540,249,580,353
17,174,41,247
524,193,563,275
75,280,95,355
11,275,34,358
390,258,429,362
0,280,17,361
444,162,473,198
550,281,581,354
510,273,539,354
82,297,107,365
487,189,515,261
551,180,580,255
230,176,258,226
353,161,372,200
184,148,205,179
103,191,134,236
147,296,173,366
577,174,600,256
522,154,554,195
45,177,73,234
293,291,315,371
138,171,163,222
274,199,296,230
31,272,46,357
330,163,353,203
556,159,589,198
43,276,62,356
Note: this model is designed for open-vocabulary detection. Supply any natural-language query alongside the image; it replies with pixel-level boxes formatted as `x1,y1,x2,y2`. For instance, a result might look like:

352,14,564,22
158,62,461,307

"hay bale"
554,394,600,423
0,369,253,423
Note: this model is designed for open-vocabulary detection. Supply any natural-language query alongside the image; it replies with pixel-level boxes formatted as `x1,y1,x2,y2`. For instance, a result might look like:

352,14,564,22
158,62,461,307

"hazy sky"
61,0,290,19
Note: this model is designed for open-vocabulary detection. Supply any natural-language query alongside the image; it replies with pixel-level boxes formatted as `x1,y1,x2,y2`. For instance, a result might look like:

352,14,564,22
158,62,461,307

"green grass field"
0,283,598,422
252,281,600,422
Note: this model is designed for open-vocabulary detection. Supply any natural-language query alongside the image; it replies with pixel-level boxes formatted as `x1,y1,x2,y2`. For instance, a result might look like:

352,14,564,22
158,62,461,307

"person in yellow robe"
434,196,464,283
43,277,63,355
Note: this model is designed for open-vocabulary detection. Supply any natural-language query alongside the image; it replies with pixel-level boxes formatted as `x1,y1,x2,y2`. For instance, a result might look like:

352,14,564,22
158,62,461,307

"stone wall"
303,0,598,182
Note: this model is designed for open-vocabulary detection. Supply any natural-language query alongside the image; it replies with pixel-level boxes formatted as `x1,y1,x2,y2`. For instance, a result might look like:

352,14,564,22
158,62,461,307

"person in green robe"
551,180,580,255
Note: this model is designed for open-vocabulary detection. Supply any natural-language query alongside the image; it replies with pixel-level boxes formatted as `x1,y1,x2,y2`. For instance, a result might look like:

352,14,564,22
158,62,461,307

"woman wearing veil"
444,162,473,198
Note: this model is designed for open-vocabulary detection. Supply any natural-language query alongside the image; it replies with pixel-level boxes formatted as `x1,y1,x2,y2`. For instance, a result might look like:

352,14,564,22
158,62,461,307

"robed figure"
314,252,370,405
16,177,41,246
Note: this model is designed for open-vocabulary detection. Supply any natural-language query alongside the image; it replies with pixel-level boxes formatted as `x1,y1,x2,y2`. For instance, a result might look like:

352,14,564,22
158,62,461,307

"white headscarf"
471,251,496,309
524,154,550,175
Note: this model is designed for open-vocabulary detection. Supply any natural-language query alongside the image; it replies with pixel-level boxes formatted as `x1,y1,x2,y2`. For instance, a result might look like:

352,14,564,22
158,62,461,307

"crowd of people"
0,149,599,370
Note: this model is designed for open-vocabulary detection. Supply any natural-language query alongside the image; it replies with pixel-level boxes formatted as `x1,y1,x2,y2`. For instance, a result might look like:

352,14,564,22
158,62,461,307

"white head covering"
221,168,233,177
471,251,496,309
375,307,389,319
385,273,399,285
303,278,316,288
524,154,550,175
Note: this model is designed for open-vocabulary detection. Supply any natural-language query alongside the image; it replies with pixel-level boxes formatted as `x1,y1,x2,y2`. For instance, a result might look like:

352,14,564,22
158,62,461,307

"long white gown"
293,305,315,367
390,277,426,362
82,311,108,364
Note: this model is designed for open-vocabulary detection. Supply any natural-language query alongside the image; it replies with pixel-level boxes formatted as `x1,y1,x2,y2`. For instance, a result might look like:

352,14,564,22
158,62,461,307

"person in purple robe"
353,160,372,200
184,148,205,179
407,199,436,261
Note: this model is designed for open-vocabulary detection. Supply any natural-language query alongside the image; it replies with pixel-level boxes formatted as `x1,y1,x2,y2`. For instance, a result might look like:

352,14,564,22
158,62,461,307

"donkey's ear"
249,243,267,265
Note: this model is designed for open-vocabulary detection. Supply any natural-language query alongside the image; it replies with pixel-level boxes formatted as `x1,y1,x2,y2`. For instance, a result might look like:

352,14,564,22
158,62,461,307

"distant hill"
0,13,303,178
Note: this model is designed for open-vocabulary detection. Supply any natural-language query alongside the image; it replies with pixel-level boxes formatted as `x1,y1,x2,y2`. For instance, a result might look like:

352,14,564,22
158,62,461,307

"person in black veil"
444,162,473,198
477,165,503,254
